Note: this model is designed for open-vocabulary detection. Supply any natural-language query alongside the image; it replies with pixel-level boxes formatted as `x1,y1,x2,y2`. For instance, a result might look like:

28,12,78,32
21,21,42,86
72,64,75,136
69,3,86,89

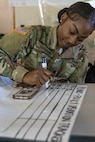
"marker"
42,58,49,89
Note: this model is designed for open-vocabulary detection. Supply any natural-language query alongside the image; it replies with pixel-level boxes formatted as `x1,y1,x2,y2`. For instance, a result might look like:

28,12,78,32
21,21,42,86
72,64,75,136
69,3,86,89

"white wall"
0,0,94,33
0,0,95,63
14,0,82,27
0,0,13,34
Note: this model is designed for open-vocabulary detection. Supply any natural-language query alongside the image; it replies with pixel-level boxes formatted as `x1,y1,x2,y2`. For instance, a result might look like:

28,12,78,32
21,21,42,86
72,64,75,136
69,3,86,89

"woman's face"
57,13,93,48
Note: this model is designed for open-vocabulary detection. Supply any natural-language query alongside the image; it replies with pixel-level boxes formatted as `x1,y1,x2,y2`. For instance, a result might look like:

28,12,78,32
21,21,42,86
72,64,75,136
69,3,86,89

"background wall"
0,0,83,33
14,0,81,27
0,0,13,34
0,0,94,32
0,0,95,63
15,6,60,27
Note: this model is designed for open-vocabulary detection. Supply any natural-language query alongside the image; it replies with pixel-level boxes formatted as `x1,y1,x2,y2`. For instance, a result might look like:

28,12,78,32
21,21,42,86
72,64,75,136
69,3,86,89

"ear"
60,13,68,23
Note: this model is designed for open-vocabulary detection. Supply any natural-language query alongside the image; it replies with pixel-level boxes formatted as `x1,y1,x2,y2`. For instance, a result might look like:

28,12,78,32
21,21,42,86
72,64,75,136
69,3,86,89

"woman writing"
0,1,95,87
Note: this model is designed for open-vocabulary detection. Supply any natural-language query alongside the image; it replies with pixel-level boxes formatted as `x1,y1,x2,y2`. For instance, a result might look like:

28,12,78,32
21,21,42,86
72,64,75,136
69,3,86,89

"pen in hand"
42,57,49,89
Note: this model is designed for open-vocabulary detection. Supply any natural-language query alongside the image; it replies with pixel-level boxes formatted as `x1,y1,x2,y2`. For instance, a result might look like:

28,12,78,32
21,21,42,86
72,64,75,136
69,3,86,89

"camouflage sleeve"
69,47,88,83
0,48,28,82
0,26,43,82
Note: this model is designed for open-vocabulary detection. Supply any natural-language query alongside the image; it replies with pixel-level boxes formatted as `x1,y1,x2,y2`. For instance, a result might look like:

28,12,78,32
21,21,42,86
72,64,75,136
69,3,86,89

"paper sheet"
0,79,88,142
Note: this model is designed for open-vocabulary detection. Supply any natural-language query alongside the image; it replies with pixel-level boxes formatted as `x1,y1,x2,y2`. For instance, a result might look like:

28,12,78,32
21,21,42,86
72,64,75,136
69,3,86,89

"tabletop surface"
0,76,95,142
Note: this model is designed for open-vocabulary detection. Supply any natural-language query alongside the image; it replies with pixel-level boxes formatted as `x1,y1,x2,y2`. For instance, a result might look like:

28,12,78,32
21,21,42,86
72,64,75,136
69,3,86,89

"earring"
60,19,62,23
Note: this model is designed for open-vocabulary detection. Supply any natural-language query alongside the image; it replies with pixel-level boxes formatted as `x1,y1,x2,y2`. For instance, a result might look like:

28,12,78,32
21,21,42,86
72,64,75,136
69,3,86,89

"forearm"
0,48,29,82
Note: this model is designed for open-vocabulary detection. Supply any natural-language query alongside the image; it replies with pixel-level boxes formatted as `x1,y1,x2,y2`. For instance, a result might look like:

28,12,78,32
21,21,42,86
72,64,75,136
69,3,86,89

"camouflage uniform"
0,25,88,83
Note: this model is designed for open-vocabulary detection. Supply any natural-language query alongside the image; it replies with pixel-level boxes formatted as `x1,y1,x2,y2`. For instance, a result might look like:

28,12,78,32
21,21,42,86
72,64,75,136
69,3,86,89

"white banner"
9,0,38,7
9,0,83,7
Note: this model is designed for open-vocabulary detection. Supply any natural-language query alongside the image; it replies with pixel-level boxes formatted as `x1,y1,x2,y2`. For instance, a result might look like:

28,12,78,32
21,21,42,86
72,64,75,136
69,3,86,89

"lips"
62,40,71,48
62,40,76,48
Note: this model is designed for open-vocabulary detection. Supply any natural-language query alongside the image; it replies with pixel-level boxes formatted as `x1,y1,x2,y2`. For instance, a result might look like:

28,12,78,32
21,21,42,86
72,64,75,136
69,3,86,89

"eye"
78,39,83,42
78,37,86,42
70,32,74,35
69,29,76,35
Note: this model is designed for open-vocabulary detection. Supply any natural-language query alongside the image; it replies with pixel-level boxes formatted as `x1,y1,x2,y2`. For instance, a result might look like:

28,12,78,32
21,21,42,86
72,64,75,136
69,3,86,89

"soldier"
0,1,95,87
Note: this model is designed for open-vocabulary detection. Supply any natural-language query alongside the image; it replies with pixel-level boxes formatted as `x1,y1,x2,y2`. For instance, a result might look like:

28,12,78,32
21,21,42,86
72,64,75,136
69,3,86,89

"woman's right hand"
22,68,52,87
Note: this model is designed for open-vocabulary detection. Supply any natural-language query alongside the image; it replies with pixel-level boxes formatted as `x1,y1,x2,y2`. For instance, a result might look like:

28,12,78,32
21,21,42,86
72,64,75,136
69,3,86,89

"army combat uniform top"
0,25,88,83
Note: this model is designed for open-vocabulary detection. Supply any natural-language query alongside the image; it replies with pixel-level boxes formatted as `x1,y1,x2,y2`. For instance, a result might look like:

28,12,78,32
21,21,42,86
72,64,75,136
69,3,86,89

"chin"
61,46,69,49
58,43,66,48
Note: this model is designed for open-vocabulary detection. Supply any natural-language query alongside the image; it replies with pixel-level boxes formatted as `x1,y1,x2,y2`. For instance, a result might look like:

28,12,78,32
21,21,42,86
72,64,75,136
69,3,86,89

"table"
70,83,95,142
0,76,95,142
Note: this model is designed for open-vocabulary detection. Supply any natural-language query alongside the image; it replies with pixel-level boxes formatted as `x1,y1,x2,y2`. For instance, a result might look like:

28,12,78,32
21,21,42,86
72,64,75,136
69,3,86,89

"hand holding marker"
42,57,49,89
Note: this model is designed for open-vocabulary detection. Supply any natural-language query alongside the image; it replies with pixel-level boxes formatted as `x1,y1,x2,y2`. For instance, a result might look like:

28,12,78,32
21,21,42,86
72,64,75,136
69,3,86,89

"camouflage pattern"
0,25,88,83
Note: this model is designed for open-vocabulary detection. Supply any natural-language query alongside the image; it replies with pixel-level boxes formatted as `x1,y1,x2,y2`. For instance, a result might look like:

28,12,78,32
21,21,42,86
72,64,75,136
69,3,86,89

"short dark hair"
58,1,95,28
58,8,68,23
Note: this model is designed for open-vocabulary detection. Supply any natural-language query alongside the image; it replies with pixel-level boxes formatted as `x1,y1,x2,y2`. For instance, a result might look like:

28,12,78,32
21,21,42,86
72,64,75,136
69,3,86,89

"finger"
40,68,52,76
35,70,49,87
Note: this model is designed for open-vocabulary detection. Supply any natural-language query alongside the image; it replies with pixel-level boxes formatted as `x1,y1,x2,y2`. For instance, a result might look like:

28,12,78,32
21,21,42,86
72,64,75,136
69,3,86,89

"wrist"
12,66,29,83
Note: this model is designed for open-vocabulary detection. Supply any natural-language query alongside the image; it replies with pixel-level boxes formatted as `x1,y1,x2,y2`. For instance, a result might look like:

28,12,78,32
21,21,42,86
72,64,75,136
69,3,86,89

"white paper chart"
9,0,38,7
9,0,81,7
0,81,87,142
